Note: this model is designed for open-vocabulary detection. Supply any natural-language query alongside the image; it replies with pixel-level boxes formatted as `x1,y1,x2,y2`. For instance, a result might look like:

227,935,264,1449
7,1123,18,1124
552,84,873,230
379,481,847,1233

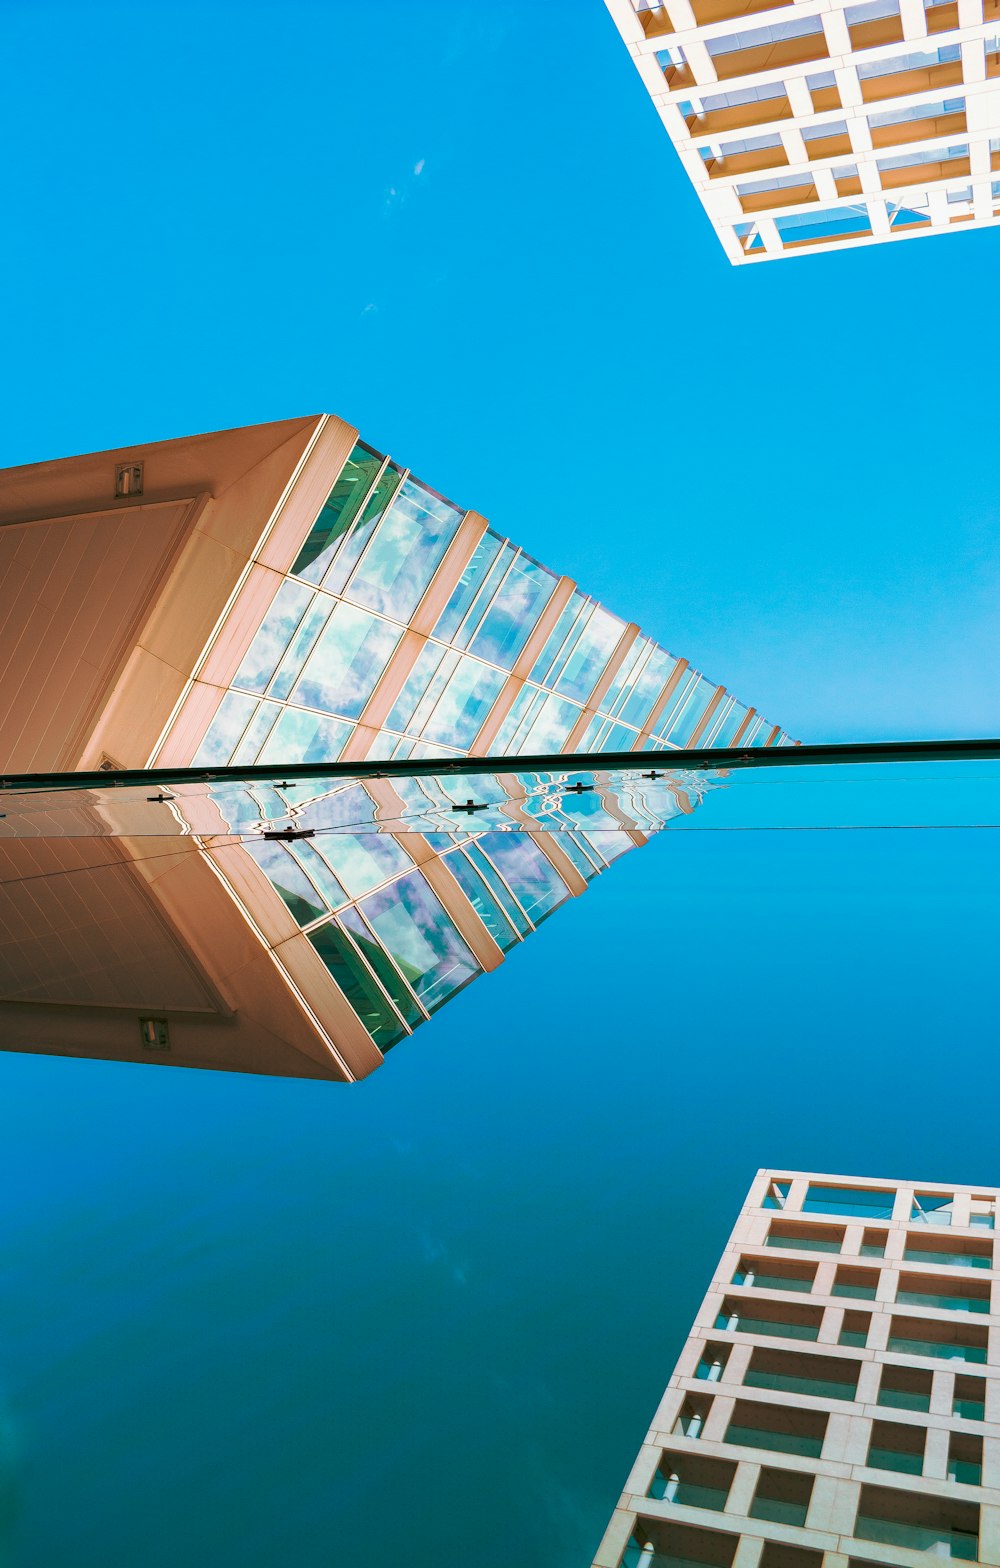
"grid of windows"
607,0,1000,261
188,433,788,1061
592,1170,1000,1568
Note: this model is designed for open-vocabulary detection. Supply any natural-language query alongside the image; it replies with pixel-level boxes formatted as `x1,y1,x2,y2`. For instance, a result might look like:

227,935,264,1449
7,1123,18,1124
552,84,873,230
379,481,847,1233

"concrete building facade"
606,0,1000,259
594,1168,1000,1567
0,416,787,1081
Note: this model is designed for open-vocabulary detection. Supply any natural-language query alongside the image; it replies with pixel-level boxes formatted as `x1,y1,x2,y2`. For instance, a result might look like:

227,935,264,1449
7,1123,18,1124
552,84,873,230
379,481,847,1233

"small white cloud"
361,303,378,316
413,158,425,176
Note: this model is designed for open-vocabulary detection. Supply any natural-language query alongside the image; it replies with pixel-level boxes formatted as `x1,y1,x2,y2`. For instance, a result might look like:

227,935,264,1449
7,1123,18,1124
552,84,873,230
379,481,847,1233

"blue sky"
1,5,999,1567
2,1,998,745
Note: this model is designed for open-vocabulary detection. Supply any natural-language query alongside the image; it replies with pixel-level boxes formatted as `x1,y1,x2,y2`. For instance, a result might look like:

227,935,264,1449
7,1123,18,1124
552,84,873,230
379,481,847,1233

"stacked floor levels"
606,0,1000,260
594,1168,1000,1567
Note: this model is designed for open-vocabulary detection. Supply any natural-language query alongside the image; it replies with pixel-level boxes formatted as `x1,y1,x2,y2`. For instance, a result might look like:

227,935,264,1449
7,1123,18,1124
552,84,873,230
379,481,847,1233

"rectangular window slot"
715,1296,822,1341
749,1466,814,1526
622,1519,739,1568
855,1483,978,1559
904,1233,993,1270
803,1185,894,1219
762,1179,791,1210
766,1219,844,1254
949,1432,983,1485
878,1364,932,1412
648,1451,737,1510
839,1310,871,1348
867,1418,926,1476
724,1397,827,1458
859,1228,887,1258
832,1265,880,1300
953,1374,986,1421
761,1549,824,1568
743,1345,860,1401
887,1315,988,1363
896,1271,991,1314
732,1255,816,1292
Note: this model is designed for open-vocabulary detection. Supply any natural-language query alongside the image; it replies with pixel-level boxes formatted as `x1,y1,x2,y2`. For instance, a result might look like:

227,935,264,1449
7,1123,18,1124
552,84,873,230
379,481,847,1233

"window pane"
554,605,624,703
478,836,568,926
338,906,426,1027
517,692,583,753
242,839,327,926
358,870,480,1012
291,442,385,585
433,530,505,644
444,849,519,952
315,825,413,902
665,677,717,746
421,657,506,749
344,477,464,622
291,603,402,719
322,459,406,597
308,922,407,1051
192,691,258,765
470,554,558,668
233,580,315,695
256,707,352,765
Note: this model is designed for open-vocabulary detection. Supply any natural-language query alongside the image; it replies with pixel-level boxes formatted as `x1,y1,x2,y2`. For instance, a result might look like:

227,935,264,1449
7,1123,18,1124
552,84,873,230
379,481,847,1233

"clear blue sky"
1,6,999,1568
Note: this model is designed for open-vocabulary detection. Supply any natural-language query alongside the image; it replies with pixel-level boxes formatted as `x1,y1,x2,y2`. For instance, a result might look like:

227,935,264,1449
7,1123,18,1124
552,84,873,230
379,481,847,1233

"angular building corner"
0,416,787,1080
605,0,1000,261
593,1167,1000,1568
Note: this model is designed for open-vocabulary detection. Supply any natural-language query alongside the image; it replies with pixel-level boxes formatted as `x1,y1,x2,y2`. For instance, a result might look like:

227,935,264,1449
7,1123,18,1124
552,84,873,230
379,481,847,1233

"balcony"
744,1346,860,1401
878,1363,932,1413
724,1397,827,1458
832,1265,879,1300
803,129,854,159
953,1374,986,1421
648,1452,737,1510
622,1519,738,1568
687,90,793,134
926,0,960,27
879,151,971,190
887,1314,988,1362
855,1485,979,1561
708,19,829,82
705,140,789,179
903,1232,992,1270
732,1255,816,1292
690,0,795,23
869,107,967,150
715,1296,822,1341
896,1270,991,1314
765,1219,843,1255
749,1467,814,1527
859,52,964,105
867,1418,925,1476
739,180,817,213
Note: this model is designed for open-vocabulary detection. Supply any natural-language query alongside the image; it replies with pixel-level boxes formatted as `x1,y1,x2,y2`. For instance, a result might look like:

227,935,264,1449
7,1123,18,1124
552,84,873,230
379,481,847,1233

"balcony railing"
856,1516,978,1559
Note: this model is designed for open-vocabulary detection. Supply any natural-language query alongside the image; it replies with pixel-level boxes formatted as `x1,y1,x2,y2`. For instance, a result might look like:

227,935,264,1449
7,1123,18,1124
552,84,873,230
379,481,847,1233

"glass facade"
189,433,788,1059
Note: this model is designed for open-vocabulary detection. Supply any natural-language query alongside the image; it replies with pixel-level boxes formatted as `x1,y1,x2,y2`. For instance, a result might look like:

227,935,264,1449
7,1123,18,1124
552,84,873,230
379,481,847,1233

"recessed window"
953,1374,986,1421
887,1315,988,1363
732,1255,815,1292
855,1483,978,1559
868,1418,925,1476
725,1398,827,1458
904,1232,992,1270
744,1346,860,1401
622,1520,739,1568
860,1227,887,1257
949,1432,982,1486
878,1364,932,1412
695,1343,730,1381
839,1310,871,1347
833,1265,880,1300
766,1219,843,1254
673,1395,712,1438
749,1467,814,1526
896,1271,991,1314
649,1451,736,1509
804,1185,894,1219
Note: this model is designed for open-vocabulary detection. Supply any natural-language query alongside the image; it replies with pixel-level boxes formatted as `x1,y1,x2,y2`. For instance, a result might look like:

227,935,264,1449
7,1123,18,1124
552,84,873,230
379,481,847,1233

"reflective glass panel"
291,603,402,719
343,477,464,621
